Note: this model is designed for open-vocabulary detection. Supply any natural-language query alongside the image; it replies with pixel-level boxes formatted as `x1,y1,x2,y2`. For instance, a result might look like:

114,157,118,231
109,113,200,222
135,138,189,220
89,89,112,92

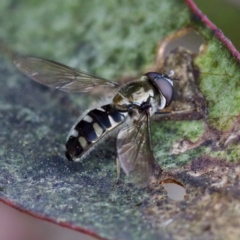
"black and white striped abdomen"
65,104,127,161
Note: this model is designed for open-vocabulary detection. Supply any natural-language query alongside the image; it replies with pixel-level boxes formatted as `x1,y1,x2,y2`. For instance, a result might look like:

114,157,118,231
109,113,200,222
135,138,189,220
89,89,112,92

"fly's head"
145,72,174,110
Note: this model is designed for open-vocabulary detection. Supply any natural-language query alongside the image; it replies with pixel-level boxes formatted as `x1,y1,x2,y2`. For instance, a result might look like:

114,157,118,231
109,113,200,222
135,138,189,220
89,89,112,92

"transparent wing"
117,112,162,187
14,56,119,92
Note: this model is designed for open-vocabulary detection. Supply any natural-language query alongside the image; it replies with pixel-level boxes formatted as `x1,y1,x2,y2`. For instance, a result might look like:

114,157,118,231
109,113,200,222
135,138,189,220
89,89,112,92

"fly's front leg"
155,108,195,116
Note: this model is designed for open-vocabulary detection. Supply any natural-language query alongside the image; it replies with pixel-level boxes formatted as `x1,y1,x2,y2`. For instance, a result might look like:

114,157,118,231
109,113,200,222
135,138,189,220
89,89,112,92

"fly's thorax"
113,76,159,111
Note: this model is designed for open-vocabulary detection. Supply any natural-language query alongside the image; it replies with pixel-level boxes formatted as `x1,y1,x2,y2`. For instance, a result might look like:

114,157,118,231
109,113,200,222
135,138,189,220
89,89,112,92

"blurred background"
194,0,240,51
0,0,240,239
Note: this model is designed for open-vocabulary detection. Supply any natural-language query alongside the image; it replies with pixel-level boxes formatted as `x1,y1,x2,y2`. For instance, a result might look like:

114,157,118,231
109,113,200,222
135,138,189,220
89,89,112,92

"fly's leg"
155,108,195,115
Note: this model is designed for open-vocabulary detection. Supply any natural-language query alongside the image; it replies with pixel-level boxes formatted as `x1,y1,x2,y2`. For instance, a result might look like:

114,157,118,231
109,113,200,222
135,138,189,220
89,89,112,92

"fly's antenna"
167,70,180,81
168,70,174,77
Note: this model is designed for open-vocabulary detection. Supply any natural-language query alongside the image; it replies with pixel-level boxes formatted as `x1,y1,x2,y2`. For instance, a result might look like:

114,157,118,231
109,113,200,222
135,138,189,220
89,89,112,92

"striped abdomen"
65,104,127,161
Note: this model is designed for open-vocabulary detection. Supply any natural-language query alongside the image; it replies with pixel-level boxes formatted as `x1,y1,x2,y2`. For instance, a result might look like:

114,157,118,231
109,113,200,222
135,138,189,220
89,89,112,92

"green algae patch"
195,32,240,131
152,120,206,167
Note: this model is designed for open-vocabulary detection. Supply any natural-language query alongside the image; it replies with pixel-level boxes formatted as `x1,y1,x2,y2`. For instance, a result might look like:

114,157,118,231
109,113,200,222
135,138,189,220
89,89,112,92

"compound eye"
156,76,173,106
145,72,174,106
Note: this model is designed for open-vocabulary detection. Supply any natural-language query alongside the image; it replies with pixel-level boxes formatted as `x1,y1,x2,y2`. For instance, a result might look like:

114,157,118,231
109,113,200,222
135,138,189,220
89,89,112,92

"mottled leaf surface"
0,0,240,240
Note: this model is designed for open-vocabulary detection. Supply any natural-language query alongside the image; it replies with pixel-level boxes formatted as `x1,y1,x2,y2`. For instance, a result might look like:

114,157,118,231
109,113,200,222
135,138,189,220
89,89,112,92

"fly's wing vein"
14,57,119,93
117,112,162,187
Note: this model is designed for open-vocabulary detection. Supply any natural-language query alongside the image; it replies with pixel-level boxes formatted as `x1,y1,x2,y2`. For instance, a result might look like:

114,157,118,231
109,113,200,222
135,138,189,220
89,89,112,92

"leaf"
1,0,240,240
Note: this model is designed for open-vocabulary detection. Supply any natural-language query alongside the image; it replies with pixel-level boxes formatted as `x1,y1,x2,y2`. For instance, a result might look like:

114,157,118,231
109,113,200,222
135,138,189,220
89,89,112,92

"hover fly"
14,56,174,187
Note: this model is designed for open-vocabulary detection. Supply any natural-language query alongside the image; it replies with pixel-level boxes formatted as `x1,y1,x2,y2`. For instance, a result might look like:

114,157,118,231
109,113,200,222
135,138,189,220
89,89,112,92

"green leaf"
1,0,240,240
